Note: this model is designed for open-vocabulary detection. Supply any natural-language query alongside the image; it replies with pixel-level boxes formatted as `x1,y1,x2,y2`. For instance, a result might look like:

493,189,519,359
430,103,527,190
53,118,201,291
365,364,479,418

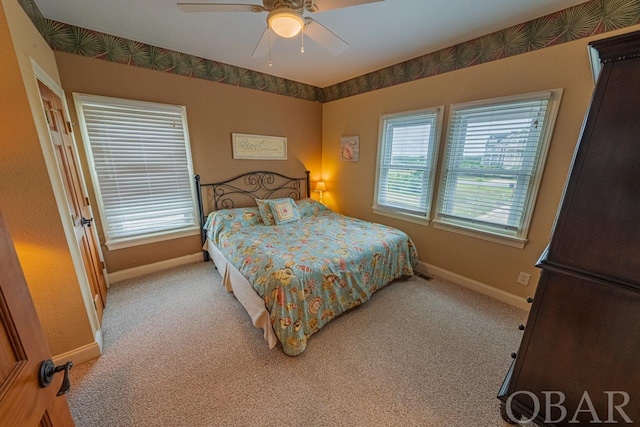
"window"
74,94,198,250
374,107,443,223
435,90,562,247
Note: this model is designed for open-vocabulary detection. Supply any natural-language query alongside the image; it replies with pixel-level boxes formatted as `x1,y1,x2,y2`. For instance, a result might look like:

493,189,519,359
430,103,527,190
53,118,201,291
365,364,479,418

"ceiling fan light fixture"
267,8,305,38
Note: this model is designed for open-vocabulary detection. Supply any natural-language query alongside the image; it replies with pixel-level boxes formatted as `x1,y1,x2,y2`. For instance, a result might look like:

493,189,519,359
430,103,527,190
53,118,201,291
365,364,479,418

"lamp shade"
268,8,305,38
314,181,327,192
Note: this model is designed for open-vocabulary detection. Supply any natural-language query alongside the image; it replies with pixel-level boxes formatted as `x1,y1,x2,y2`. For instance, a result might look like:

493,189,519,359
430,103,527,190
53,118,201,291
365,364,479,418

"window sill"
105,226,200,250
372,207,430,226
432,220,527,249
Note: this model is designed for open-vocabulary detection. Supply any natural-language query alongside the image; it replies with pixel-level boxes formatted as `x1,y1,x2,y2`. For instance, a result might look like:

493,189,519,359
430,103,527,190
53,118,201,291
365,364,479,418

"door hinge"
101,261,105,270
66,121,73,133
85,196,90,206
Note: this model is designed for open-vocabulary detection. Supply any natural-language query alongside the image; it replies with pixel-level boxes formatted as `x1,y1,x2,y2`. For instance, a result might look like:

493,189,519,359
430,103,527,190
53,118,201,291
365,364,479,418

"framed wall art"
232,133,287,160
340,135,359,162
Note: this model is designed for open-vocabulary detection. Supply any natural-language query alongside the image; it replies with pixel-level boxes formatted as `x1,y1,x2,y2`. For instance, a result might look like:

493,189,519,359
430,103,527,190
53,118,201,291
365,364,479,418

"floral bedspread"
206,199,418,356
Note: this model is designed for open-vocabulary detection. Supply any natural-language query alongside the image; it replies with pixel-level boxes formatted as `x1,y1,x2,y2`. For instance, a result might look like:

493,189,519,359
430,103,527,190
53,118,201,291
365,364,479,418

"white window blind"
436,90,561,240
75,94,198,246
375,108,443,219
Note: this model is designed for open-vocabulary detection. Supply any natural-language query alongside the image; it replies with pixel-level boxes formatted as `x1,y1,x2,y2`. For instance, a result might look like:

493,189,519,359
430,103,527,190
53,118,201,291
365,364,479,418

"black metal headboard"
195,170,310,260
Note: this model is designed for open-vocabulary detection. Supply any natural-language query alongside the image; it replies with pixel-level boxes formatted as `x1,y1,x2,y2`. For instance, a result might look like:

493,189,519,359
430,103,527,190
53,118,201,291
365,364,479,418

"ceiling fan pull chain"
268,29,273,66
301,26,305,53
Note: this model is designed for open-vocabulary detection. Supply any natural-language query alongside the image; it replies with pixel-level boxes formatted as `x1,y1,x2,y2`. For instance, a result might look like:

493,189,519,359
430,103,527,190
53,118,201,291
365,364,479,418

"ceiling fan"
177,0,384,60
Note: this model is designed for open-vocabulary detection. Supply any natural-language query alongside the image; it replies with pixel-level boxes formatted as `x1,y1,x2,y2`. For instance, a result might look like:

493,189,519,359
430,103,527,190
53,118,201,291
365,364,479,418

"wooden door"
37,81,108,323
0,209,75,426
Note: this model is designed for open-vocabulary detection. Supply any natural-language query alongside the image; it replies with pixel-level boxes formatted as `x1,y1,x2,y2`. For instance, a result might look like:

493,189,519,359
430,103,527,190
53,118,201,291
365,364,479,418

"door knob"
39,359,73,396
81,216,94,227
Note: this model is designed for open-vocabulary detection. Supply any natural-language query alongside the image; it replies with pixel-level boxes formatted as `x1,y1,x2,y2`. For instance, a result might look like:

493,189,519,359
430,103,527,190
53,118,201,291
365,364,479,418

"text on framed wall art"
232,133,287,160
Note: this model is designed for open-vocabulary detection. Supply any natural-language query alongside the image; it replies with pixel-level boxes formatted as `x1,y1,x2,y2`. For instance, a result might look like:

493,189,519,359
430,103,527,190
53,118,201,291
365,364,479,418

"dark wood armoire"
497,30,640,426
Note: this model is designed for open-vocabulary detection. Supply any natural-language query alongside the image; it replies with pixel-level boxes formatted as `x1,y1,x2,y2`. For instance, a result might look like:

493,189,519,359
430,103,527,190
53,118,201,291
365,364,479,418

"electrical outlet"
517,272,531,286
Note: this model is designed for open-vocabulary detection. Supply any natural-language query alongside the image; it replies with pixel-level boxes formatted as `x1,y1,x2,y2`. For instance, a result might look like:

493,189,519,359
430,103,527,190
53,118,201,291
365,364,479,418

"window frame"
433,89,563,248
373,106,444,225
74,93,199,250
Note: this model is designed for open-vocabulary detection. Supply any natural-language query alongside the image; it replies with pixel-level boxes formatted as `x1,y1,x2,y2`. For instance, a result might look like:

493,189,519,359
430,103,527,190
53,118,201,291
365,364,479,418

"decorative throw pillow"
268,198,301,225
255,199,275,226
296,198,328,218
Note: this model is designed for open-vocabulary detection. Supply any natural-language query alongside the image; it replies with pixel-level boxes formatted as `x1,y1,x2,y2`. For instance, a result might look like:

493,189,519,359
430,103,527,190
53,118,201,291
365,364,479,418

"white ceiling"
35,0,589,87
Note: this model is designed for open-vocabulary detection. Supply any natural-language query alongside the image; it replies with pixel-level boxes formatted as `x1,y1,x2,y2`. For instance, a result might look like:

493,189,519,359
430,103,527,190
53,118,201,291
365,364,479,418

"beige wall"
1,0,95,355
54,52,323,273
322,25,640,299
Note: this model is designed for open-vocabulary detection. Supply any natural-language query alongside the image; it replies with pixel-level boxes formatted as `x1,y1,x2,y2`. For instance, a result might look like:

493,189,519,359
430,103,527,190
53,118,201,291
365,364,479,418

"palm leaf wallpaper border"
17,0,640,103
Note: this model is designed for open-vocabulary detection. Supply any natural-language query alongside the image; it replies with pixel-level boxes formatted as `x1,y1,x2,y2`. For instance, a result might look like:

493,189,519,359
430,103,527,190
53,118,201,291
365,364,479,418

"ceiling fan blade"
310,0,384,13
177,3,264,12
252,27,271,57
304,19,348,55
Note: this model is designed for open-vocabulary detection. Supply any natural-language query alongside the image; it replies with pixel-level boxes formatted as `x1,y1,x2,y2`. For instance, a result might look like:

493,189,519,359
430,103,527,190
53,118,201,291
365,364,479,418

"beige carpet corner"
67,261,530,426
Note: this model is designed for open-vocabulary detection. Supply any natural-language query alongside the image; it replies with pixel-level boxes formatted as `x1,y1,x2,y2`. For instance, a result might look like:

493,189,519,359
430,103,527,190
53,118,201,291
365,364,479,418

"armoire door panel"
547,57,640,287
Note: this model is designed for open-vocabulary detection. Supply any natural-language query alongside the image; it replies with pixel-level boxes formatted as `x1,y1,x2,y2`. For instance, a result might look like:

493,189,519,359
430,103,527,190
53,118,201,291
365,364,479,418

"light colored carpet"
67,261,529,426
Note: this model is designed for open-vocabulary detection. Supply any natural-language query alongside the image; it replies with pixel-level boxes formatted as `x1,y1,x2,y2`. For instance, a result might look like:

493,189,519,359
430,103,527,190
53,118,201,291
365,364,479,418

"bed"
196,171,419,356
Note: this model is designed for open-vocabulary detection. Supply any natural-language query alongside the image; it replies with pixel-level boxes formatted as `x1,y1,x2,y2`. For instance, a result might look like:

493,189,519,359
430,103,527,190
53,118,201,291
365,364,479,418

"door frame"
29,58,103,361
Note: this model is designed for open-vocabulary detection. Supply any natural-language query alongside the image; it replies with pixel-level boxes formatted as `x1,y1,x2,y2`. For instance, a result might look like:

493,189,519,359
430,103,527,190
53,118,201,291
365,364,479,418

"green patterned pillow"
255,199,275,225
268,198,301,225
296,198,328,217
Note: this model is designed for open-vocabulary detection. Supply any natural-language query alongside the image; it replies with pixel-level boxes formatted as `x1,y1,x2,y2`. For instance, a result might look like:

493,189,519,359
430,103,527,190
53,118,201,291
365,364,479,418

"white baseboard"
108,253,203,283
53,340,102,366
94,328,103,352
416,260,531,311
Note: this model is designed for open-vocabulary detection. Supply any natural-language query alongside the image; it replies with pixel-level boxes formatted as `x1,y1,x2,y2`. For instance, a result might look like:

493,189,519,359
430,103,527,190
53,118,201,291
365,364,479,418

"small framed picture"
340,136,359,162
